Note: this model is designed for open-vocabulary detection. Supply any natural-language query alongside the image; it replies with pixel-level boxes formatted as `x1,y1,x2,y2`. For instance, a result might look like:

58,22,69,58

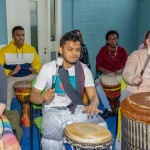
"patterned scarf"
59,61,85,105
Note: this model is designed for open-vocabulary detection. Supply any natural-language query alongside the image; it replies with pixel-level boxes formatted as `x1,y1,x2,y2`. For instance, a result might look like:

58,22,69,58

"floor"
11,98,117,150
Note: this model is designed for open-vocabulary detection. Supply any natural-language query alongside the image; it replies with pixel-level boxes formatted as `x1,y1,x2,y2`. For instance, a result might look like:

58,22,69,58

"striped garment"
0,115,21,150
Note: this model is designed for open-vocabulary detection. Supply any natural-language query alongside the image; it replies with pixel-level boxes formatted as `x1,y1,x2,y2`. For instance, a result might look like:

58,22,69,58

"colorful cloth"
0,115,20,150
96,45,128,72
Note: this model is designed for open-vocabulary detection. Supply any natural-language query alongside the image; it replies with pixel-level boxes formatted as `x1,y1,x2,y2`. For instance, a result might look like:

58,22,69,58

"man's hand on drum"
8,65,21,76
115,69,123,76
131,74,143,86
82,104,102,117
29,67,37,74
99,67,111,74
43,88,55,102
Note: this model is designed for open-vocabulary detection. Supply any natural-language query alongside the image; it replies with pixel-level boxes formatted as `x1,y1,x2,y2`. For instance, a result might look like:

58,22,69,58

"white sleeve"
34,64,52,91
83,65,95,87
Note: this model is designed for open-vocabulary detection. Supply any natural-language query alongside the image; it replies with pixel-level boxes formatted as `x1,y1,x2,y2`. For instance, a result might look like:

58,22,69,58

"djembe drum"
100,74,121,113
120,92,150,150
14,80,32,127
64,122,113,150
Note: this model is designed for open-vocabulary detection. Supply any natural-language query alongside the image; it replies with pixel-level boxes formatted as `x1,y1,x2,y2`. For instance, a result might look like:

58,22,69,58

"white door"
6,0,62,65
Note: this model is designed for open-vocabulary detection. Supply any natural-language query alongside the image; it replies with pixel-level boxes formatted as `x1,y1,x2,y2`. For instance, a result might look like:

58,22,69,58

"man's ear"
58,47,63,55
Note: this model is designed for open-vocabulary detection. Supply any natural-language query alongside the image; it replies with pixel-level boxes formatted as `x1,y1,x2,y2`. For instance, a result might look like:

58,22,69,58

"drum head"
64,122,112,144
14,80,32,89
120,92,150,124
101,73,121,86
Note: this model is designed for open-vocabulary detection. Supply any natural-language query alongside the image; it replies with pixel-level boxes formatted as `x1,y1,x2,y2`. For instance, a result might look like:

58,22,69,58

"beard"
63,57,77,65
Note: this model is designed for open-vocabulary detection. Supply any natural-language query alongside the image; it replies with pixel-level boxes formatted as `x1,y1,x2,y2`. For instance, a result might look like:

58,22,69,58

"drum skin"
120,92,150,124
64,122,113,149
120,92,150,150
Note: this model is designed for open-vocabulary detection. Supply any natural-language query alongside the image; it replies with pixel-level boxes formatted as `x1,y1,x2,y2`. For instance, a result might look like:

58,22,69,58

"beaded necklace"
108,47,118,60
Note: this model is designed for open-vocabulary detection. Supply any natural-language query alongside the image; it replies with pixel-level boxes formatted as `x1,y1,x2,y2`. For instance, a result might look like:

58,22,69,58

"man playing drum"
96,30,128,119
30,31,107,150
0,26,42,110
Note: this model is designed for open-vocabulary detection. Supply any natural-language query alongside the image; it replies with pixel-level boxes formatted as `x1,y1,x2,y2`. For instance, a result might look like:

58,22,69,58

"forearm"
89,95,99,107
30,91,44,104
98,67,110,74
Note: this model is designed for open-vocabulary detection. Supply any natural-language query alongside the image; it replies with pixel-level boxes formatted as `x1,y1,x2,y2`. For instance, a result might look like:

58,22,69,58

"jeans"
41,105,107,150
96,84,111,110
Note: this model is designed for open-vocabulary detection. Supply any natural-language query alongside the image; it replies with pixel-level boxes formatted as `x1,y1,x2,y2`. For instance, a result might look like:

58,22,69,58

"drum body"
120,92,150,150
14,80,32,127
100,74,121,112
64,122,113,150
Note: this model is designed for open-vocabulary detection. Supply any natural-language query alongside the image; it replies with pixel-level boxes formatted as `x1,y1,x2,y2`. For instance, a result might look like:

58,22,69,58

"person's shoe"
101,109,113,119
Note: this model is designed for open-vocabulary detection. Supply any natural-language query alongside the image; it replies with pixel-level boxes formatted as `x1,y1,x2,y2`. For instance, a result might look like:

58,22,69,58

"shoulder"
42,60,56,69
118,46,127,51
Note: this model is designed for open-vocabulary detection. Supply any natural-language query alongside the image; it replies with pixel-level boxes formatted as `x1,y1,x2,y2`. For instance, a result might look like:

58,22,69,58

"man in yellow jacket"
0,26,42,110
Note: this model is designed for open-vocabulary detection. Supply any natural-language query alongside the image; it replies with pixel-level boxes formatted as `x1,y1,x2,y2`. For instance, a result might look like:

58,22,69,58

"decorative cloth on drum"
0,115,21,150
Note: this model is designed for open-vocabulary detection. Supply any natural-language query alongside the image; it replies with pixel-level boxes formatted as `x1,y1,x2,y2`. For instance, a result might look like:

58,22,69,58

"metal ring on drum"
100,74,121,113
120,92,150,150
13,80,32,127
64,122,113,150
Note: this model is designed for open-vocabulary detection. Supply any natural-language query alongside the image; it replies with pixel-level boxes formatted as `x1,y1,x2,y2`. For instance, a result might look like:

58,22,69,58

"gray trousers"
41,105,107,150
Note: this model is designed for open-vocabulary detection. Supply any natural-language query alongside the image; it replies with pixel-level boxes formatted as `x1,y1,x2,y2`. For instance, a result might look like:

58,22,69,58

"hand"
29,68,37,74
8,65,21,76
115,69,123,76
0,103,6,116
43,88,55,102
131,75,143,86
82,104,102,117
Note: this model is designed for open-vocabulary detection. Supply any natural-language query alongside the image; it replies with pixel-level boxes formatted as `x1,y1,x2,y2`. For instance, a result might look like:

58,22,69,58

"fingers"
82,105,102,117
29,68,37,74
132,75,142,85
43,88,55,102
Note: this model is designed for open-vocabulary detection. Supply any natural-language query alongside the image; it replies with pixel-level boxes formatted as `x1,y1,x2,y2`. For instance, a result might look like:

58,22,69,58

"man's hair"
12,26,24,35
74,29,83,44
105,30,119,40
60,31,80,47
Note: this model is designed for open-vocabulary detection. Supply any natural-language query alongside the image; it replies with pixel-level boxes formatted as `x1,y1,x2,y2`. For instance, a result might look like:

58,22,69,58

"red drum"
14,80,32,127
100,73,121,113
120,92,150,150
64,122,113,150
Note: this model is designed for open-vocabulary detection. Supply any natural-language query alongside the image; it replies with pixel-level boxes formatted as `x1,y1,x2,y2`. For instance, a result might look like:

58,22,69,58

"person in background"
0,64,21,150
120,38,150,101
30,31,107,150
74,29,91,69
138,30,150,50
0,26,42,110
96,30,128,119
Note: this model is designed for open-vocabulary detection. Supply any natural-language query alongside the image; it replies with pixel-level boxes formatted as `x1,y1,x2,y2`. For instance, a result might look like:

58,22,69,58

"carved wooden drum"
100,74,121,113
120,92,150,150
14,80,32,127
64,122,113,150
